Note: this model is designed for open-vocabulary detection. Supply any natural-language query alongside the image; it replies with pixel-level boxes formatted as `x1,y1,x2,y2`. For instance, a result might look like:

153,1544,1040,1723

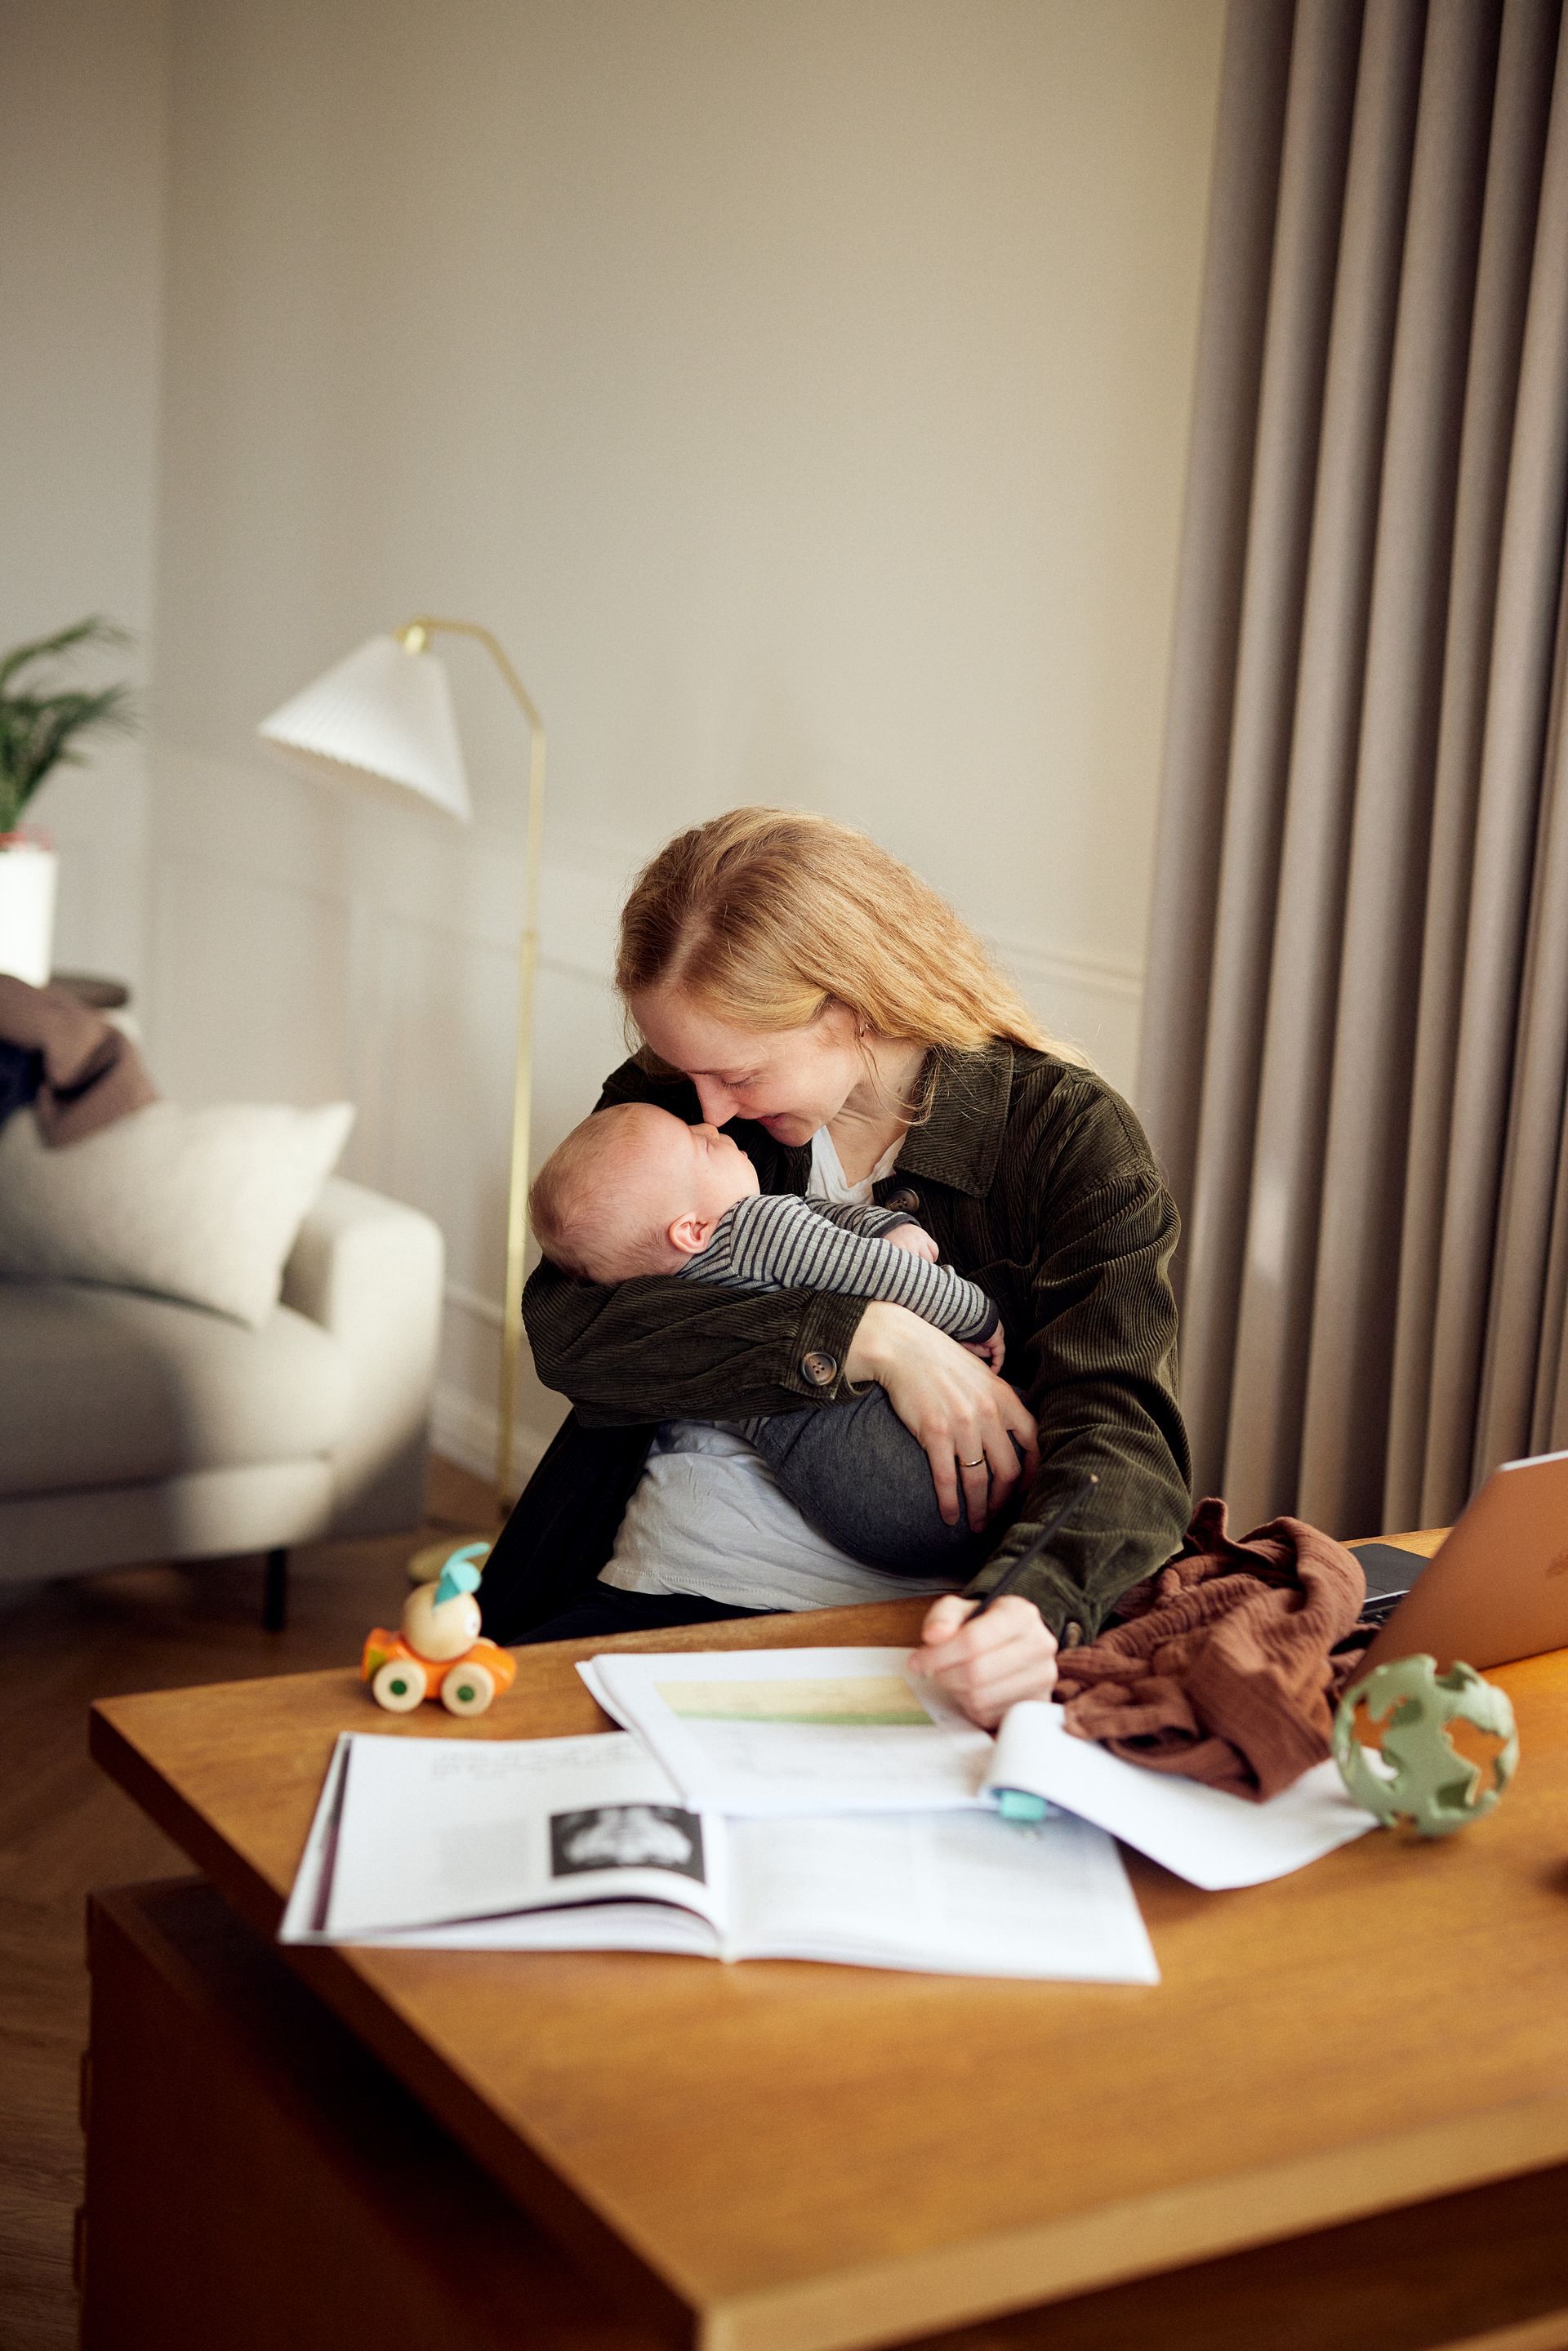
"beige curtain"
1138,0,1568,1538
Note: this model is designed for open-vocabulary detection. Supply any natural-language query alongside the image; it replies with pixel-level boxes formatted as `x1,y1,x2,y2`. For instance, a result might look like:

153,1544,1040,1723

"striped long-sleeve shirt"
677,1192,1000,1343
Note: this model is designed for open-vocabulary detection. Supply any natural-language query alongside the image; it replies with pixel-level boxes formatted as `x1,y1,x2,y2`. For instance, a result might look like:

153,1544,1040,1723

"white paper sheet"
278,1732,354,1944
283,1729,720,1941
577,1655,628,1725
590,1646,994,1817
281,1737,722,1952
727,1809,1159,1981
986,1703,1376,1889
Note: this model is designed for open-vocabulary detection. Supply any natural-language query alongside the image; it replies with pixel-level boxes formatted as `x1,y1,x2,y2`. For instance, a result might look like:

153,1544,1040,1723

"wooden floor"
0,1456,495,2351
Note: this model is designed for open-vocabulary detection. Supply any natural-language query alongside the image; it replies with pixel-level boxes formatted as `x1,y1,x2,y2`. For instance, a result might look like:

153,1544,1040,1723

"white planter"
0,836,60,987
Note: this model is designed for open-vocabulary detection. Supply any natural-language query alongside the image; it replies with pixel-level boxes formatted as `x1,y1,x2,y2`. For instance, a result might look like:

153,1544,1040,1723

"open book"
586,1648,1376,1889
280,1727,1160,1982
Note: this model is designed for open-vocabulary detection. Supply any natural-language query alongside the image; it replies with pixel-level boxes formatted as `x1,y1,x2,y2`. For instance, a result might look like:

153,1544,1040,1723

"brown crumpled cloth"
1054,1498,1369,1801
0,973,158,1146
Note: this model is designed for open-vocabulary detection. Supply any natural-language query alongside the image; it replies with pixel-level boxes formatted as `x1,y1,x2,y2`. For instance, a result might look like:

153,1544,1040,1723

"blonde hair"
617,808,1082,1081
529,1104,684,1281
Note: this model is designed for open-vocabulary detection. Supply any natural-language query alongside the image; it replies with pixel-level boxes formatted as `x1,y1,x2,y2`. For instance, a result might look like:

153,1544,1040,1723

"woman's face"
629,988,866,1147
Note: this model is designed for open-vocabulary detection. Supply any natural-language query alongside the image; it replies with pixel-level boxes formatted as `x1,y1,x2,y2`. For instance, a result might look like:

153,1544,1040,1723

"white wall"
144,0,1226,1483
0,0,170,994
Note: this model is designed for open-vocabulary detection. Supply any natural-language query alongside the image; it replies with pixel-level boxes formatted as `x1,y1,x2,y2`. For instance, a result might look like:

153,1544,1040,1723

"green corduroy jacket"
478,1042,1192,1645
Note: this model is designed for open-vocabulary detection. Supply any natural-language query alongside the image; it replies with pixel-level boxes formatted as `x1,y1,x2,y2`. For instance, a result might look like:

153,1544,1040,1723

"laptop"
1352,1448,1568,1673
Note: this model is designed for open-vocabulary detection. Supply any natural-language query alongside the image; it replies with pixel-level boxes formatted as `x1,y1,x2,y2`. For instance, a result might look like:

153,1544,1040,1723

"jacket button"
1061,1620,1085,1649
801,1350,838,1387
886,1187,920,1213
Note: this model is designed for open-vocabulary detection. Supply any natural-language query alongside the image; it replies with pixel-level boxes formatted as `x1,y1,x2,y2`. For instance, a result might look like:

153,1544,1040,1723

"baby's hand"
885,1222,940,1262
964,1325,1007,1374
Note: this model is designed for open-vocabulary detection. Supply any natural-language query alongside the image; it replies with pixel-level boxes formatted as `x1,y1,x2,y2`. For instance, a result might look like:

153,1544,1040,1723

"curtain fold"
1226,0,1426,1529
1170,0,1365,1500
1477,572,1568,1468
1138,0,1568,1538
1382,0,1561,1525
1294,0,1497,1531
1419,11,1568,1521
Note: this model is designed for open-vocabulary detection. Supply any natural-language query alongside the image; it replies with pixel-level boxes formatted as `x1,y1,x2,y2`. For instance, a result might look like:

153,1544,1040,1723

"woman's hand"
908,1593,1059,1728
845,1301,1038,1528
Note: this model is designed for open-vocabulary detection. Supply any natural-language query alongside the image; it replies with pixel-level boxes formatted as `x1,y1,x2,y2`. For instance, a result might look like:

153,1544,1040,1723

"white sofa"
0,1177,444,1626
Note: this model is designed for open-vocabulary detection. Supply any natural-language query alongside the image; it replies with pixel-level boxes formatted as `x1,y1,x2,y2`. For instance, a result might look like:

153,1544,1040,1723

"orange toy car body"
360,1628,517,1717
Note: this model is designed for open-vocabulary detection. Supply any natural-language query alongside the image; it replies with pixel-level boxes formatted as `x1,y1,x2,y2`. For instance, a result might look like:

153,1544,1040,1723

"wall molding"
991,930,1144,1006
445,1278,505,1332
431,1377,551,1493
149,744,1145,1026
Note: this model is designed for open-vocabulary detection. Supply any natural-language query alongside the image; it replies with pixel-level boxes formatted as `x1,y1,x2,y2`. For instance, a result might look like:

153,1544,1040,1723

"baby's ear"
667,1212,709,1258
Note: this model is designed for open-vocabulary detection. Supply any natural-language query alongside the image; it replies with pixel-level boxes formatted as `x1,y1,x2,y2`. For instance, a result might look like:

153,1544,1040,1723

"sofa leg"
262,1548,288,1634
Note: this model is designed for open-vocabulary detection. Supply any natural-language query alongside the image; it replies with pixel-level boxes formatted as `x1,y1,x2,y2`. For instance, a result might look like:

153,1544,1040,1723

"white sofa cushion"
0,1099,354,1327
0,1281,352,1498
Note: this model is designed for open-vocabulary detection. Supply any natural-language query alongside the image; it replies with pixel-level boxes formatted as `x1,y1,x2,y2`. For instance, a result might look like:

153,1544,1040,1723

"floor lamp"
258,621,544,1571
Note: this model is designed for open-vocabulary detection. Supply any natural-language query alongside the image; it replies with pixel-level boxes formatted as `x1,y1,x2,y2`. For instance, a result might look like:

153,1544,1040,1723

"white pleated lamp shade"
257,634,472,822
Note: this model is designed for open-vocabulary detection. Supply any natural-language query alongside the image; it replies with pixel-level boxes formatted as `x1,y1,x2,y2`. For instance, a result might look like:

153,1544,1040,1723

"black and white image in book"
550,1803,705,1881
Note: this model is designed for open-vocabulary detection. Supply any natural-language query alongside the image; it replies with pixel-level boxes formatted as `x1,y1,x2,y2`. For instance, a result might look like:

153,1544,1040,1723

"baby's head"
530,1102,760,1282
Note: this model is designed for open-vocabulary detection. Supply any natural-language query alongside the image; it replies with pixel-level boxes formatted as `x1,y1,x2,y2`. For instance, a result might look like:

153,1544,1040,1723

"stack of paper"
281,1645,1376,1979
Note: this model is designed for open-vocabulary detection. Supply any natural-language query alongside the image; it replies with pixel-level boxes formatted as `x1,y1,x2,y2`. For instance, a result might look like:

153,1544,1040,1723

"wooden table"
88,1597,1568,2351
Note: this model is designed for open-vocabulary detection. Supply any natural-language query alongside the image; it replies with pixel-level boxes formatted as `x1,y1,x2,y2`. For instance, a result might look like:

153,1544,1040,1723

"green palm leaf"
0,617,136,833
0,616,130,695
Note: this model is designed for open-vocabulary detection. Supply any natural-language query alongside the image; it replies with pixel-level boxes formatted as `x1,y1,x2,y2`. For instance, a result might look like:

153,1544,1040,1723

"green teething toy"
1332,1654,1518,1838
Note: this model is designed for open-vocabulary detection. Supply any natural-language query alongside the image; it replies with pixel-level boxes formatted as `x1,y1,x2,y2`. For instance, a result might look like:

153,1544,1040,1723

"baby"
531,1100,1002,1356
528,1102,1008,1575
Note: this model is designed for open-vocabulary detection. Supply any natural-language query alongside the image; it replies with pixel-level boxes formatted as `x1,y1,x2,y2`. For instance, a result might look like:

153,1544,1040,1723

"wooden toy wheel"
440,1661,496,1717
372,1658,426,1712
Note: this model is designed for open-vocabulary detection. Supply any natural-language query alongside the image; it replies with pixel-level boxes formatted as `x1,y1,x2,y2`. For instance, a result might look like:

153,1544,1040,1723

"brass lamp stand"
258,618,545,1574
397,620,544,1537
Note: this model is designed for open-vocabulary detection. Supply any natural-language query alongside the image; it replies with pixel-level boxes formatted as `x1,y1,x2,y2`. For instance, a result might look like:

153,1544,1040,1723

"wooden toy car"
360,1625,517,1716
361,1545,516,1717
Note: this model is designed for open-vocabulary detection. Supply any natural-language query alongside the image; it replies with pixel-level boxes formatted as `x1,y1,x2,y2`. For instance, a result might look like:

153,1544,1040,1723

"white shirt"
599,1128,958,1612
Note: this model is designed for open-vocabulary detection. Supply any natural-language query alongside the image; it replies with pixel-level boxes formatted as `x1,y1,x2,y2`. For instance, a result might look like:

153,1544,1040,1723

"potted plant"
0,617,136,986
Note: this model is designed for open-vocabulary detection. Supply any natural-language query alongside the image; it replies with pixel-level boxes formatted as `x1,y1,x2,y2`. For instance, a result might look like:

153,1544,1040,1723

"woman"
479,808,1191,1726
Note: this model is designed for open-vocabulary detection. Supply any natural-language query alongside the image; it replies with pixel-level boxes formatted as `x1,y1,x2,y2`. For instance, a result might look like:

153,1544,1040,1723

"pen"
969,1469,1099,1617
